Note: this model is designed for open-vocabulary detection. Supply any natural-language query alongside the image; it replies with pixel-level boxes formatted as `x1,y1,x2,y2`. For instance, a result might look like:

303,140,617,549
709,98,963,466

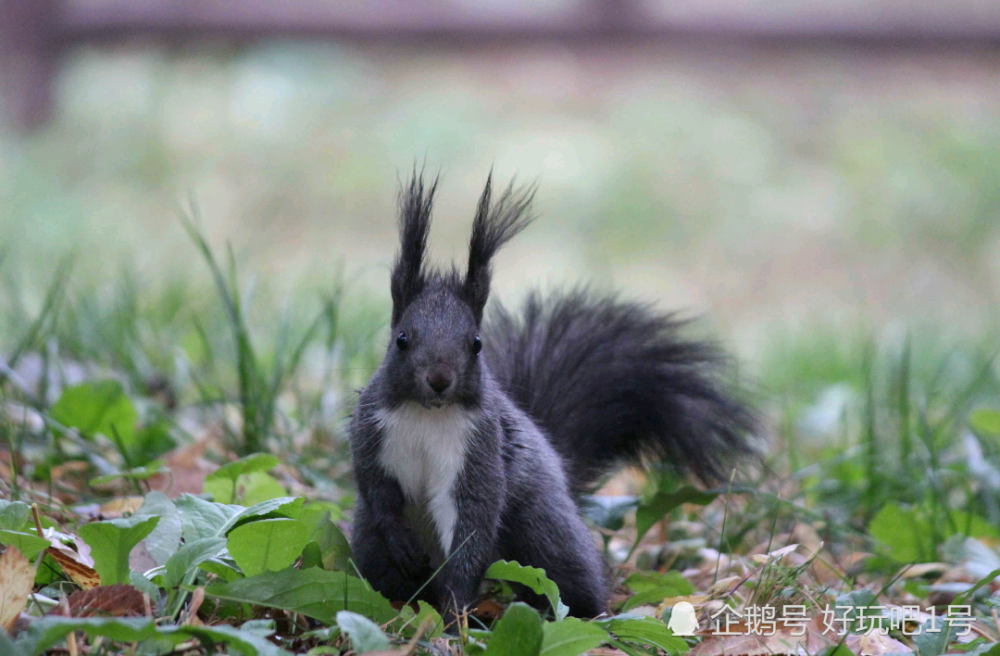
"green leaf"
205,471,287,505
78,514,160,585
173,494,301,542
132,491,181,567
0,500,32,532
970,409,1000,437
414,600,444,639
623,571,694,595
633,487,721,558
14,617,158,656
310,511,353,571
163,537,227,589
622,586,687,612
89,464,166,487
50,380,137,445
336,611,392,654
914,618,954,656
227,518,309,577
207,453,281,483
161,623,292,656
604,617,688,654
0,529,50,560
485,560,568,620
868,503,929,562
222,497,305,535
202,566,396,624
174,494,243,542
541,617,608,656
578,495,639,531
485,603,543,656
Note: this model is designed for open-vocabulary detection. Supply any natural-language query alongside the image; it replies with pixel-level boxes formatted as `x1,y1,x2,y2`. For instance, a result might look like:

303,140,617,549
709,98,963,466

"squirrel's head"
381,171,535,410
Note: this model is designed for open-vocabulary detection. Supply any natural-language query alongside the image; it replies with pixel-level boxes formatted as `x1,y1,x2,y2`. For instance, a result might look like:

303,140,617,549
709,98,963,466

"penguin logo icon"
667,601,699,636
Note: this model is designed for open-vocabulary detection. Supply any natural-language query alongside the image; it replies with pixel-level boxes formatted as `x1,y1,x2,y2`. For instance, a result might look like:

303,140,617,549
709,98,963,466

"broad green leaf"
221,497,305,535
129,570,159,597
206,453,281,484
414,600,445,639
310,511,353,571
578,495,640,531
162,623,292,656
0,500,31,532
0,529,50,560
163,537,227,588
622,586,688,612
633,487,721,557
173,494,301,543
485,560,568,620
132,491,181,566
202,566,395,624
623,571,694,595
78,515,159,585
541,617,608,656
205,471,286,505
336,611,392,654
484,602,543,656
951,510,1000,540
198,558,243,582
240,618,276,637
89,464,165,487
227,518,308,576
50,380,138,445
12,616,293,656
14,617,158,656
868,503,929,562
174,494,242,542
970,409,1000,437
914,617,955,656
606,617,687,654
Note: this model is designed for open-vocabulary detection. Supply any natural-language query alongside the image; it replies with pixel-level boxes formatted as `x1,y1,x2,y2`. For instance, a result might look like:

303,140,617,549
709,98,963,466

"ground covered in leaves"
2,228,1000,656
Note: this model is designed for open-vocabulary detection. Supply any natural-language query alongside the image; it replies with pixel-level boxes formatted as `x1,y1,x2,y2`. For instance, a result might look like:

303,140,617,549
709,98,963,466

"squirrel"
348,171,759,621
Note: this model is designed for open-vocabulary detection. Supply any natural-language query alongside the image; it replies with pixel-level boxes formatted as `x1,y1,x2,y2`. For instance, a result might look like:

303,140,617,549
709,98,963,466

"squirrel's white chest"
375,403,473,557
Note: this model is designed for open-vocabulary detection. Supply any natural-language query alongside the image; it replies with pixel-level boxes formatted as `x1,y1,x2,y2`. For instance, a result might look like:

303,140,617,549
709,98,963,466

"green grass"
1,230,998,654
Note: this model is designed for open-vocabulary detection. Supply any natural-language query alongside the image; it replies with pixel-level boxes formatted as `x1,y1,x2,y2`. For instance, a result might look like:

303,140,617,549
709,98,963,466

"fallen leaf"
752,544,799,565
692,617,835,656
44,528,100,590
100,497,146,517
54,584,146,618
845,632,911,656
0,547,35,631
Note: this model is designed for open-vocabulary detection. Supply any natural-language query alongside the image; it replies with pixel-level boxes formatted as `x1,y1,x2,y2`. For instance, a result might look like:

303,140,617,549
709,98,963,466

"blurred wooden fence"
3,0,1000,131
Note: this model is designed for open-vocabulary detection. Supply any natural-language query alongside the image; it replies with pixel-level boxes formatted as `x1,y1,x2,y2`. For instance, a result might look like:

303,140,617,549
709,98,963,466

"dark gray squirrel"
348,171,759,622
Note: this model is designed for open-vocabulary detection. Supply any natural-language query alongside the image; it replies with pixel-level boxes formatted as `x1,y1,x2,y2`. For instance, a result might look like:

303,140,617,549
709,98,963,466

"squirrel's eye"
396,331,408,350
472,335,482,355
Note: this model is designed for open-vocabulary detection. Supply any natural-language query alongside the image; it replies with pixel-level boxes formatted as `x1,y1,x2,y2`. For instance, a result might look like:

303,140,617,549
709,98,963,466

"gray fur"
348,172,758,621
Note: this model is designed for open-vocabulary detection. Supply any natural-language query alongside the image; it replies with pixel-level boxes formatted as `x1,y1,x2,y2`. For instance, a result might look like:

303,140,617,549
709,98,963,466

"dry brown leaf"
692,617,835,656
845,632,911,655
44,529,99,590
99,497,145,516
0,547,35,632
52,584,145,618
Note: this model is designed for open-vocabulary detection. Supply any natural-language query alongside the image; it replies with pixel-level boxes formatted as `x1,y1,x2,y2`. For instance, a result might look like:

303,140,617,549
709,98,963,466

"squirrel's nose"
425,367,455,395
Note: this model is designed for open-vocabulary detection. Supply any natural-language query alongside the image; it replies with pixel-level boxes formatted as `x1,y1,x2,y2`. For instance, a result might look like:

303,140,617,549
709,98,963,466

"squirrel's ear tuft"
390,169,438,326
463,173,536,324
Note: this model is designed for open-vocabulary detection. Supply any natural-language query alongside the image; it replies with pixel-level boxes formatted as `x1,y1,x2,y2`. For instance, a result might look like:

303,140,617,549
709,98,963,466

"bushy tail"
485,289,760,494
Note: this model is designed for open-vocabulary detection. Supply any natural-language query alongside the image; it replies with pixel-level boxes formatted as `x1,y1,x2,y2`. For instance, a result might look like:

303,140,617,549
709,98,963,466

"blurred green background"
4,35,1000,444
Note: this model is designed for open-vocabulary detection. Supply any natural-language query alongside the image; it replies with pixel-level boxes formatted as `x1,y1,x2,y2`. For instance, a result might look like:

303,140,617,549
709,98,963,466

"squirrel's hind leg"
498,493,609,618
